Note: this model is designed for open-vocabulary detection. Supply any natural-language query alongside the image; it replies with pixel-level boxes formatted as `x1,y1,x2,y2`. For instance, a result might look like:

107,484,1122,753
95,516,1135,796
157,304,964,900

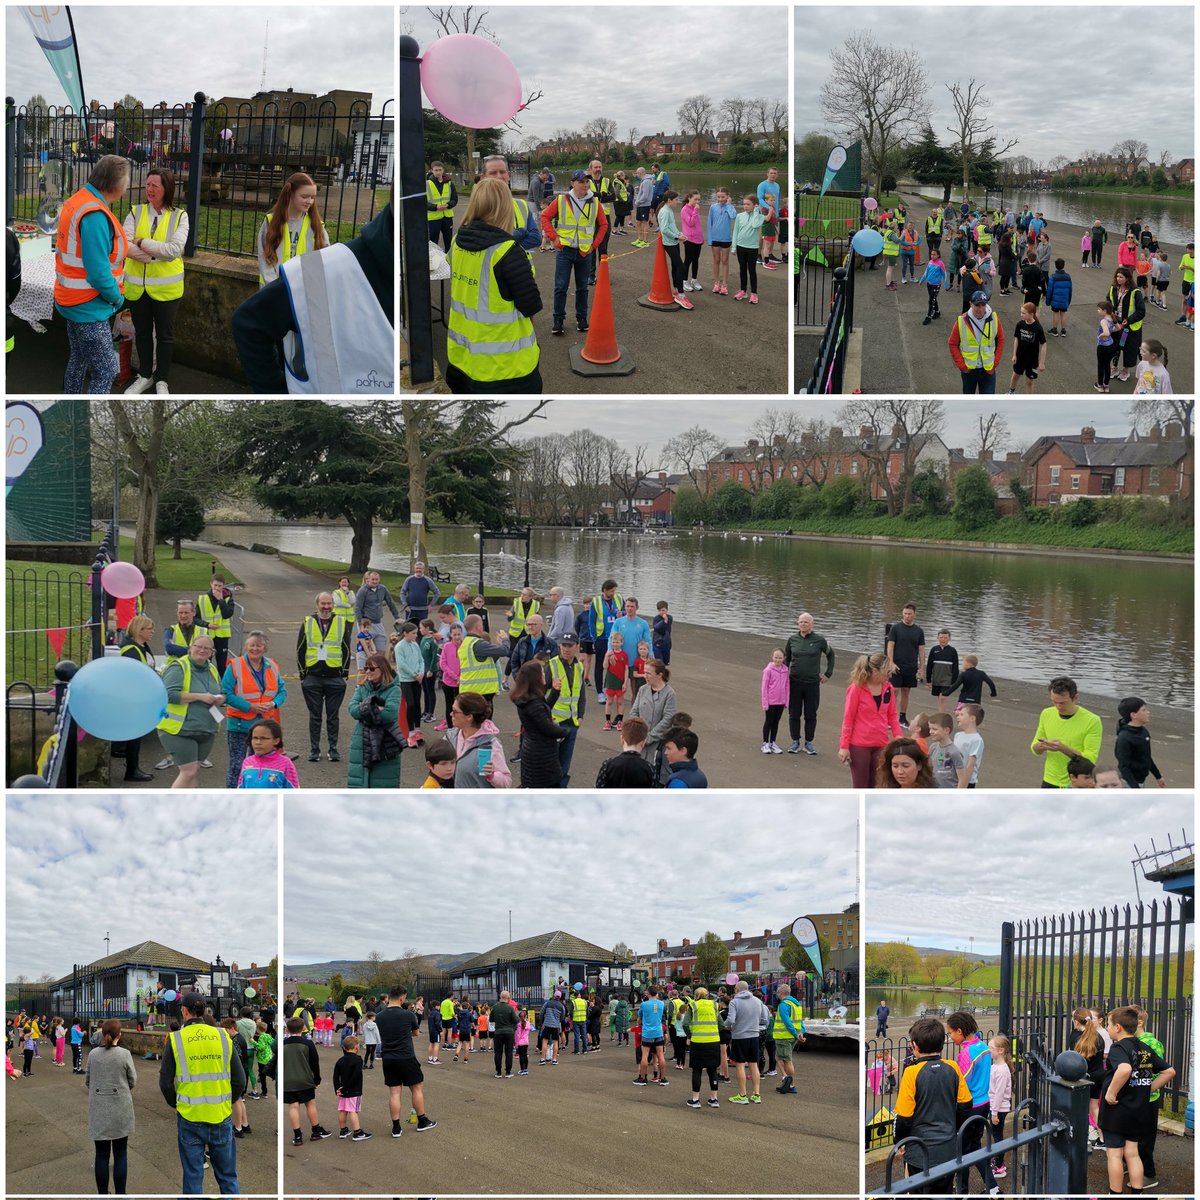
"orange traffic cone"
571,254,634,377
636,233,679,311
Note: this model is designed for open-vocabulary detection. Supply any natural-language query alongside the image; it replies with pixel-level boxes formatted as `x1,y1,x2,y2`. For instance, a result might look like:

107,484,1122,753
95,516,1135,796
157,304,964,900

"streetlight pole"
399,35,433,385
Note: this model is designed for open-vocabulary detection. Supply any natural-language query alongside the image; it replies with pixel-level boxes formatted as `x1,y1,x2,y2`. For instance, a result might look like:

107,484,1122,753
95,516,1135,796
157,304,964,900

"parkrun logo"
355,370,393,390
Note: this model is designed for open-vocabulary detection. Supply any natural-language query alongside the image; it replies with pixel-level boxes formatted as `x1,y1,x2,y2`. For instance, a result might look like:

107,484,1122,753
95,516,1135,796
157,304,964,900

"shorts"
1014,362,1039,380
636,205,650,222
1099,1129,1131,1148
579,641,594,655
891,664,919,689
284,1087,316,1105
710,240,731,249
428,1016,441,1038
156,729,216,765
930,684,954,697
774,1038,795,1061
1155,279,1169,292
730,1036,760,1064
761,222,777,239
604,687,625,698
337,1095,362,1113
641,1038,665,1051
382,1057,424,1088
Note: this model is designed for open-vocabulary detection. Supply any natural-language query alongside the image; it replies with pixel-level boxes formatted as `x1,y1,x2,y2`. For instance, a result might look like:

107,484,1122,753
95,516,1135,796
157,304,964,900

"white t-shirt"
954,730,985,784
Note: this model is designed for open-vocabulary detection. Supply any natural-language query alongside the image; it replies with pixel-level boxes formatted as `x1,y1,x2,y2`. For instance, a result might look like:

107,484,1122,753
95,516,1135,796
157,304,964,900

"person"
875,737,935,788
1107,265,1147,384
1114,696,1165,788
917,245,947,325
663,728,706,787
456,612,508,713
197,575,235,677
894,1016,974,1188
282,1015,329,1146
155,636,222,788
594,716,657,787
355,571,399,655
253,1019,275,1100
952,703,985,788
221,630,286,789
723,981,765,1105
756,167,781,265
348,653,406,788
609,598,652,673
838,652,902,788
1095,298,1117,392
257,171,328,288
770,983,804,1095
679,190,704,292
899,221,921,284
1117,230,1140,277
1133,338,1172,395
1007,301,1047,393
784,612,834,755
760,647,789,754
707,186,737,294
55,155,130,394
946,1010,996,1195
297,592,352,763
634,985,669,1086
87,1018,136,1196
393,621,425,731
1148,249,1171,309
875,998,890,1037
886,603,925,726
478,155,541,251
588,581,623,700
880,221,901,290
509,659,568,787
488,989,517,1078
114,614,157,781
121,166,188,395
71,1018,86,1073
1031,676,1103,788
652,600,673,664
545,633,587,786
539,990,566,1064
447,177,542,393
446,691,512,788
1088,218,1107,268
376,985,437,1137
505,587,541,676
333,1035,371,1141
654,190,691,309
1175,243,1195,325
1045,257,1073,338
681,987,721,1109
927,713,967,788
632,167,655,248
6,224,20,357
540,170,608,335
628,659,679,782
1134,1006,1167,1187
237,717,299,788
546,586,575,642
400,562,441,624
426,160,457,253
159,992,244,1194
949,290,1005,393
732,193,766,303
435,622,463,731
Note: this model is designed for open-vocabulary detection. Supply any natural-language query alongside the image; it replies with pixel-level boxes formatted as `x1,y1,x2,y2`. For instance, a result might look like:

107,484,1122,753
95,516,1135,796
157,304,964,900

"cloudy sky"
284,793,856,964
6,796,277,980
796,7,1194,165
866,793,1194,954
406,5,787,144
6,7,393,112
497,398,1152,459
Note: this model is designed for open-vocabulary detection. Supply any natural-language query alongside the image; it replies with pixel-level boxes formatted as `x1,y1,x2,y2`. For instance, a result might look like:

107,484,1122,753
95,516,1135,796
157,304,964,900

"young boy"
924,629,959,713
631,640,651,696
944,654,997,710
664,729,708,788
1008,301,1047,394
454,1001,475,1062
254,1018,275,1099
1148,250,1170,309
602,631,628,731
1066,755,1097,787
1099,1005,1174,1194
893,1017,973,1186
594,717,657,788
282,1016,332,1146
1045,256,1073,334
422,740,457,788
652,601,673,664
1115,696,1164,789
927,713,966,788
953,704,985,788
354,618,374,677
333,1034,372,1141
1133,1006,1168,1187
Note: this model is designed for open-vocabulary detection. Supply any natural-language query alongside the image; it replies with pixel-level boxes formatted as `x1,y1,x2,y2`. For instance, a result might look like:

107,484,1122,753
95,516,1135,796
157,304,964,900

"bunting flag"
806,246,829,266
21,6,86,114
845,217,854,229
44,628,69,657
797,217,806,229
822,219,830,230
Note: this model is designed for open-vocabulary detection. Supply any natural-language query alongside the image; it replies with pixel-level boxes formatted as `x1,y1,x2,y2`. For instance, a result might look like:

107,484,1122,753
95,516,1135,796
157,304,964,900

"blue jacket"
918,260,947,287
706,201,737,244
666,759,708,788
1045,269,1073,310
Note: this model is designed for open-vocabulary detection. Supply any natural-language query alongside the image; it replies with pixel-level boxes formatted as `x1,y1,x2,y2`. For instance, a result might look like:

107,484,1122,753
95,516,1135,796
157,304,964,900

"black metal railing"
802,259,856,394
795,234,852,327
5,661,77,787
5,566,89,686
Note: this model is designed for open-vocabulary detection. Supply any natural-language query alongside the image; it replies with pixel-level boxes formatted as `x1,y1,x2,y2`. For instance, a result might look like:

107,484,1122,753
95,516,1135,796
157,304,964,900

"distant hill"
871,944,1000,964
285,954,476,983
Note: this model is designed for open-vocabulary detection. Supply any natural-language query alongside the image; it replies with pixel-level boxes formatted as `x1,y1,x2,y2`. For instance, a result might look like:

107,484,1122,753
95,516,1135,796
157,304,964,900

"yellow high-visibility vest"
157,657,219,735
196,592,230,640
955,312,998,371
447,241,539,383
122,204,184,301
171,1023,233,1125
427,177,452,222
548,656,582,725
689,997,720,1044
556,194,599,252
458,636,499,695
302,614,345,668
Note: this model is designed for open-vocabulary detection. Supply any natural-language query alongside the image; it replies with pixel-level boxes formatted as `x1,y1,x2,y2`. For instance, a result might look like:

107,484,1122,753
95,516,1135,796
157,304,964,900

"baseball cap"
559,632,579,646
970,290,988,304
570,169,588,182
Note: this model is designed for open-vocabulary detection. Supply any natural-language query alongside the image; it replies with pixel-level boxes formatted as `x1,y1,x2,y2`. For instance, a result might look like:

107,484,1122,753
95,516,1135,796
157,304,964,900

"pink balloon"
101,560,145,599
862,197,878,211
421,34,522,129
725,972,739,985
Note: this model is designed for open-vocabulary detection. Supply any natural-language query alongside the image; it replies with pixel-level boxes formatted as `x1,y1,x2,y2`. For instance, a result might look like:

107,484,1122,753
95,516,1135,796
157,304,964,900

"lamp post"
399,35,433,384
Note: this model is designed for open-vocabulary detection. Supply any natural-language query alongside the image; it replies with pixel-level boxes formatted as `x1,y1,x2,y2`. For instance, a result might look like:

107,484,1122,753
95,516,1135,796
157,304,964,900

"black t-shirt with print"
1098,1035,1169,1135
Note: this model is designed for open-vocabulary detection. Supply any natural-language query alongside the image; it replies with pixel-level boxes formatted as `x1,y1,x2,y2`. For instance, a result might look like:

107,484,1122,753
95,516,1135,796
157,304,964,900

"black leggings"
23,1048,33,1074
442,683,458,723
128,294,181,386
736,246,759,292
692,1061,719,1092
400,680,422,729
683,240,701,280
1097,345,1113,387
72,1043,82,1070
1091,244,1103,266
364,1043,376,1067
517,1043,529,1070
663,242,684,292
94,1136,129,1195
763,704,784,742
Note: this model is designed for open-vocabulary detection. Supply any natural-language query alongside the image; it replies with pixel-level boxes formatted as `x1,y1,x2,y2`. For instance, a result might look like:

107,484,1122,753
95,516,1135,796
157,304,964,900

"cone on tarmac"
636,233,679,311
570,253,634,377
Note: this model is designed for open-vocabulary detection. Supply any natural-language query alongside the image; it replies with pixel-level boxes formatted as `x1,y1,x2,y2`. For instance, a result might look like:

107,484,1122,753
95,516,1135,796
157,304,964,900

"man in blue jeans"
540,170,608,336
160,992,245,1195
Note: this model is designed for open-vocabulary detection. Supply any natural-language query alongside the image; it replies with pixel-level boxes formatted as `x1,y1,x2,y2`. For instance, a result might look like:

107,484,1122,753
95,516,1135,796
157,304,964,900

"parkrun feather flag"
820,144,847,199
792,916,823,976
6,402,46,496
22,6,86,114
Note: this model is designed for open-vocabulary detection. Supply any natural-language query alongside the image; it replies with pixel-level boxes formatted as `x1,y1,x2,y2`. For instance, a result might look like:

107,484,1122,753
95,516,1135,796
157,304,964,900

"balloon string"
399,190,429,201
9,621,102,635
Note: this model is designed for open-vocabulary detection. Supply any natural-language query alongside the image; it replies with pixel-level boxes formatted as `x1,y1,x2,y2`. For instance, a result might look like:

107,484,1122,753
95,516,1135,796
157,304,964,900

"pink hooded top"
439,639,462,687
515,1015,530,1047
453,718,512,788
839,682,902,749
681,203,703,245
761,662,790,708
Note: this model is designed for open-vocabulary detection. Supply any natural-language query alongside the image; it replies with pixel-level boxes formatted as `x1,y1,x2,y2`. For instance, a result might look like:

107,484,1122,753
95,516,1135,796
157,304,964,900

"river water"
206,524,1194,708
865,987,1001,1023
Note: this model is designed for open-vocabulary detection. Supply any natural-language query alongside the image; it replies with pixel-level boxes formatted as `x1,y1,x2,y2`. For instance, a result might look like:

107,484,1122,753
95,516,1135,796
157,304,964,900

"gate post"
184,92,206,258
1046,1052,1090,1195
998,921,1015,1035
5,97,14,225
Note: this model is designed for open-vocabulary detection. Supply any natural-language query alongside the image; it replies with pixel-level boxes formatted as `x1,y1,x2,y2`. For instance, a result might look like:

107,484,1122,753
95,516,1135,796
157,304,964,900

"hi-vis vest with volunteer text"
882,228,899,257
976,223,993,247
458,635,500,695
689,997,719,1044
303,614,345,668
548,655,583,725
123,204,185,301
613,177,629,203
259,214,313,285
332,588,356,619
555,194,599,252
197,592,230,640
225,655,282,723
54,188,127,307
157,657,221,734
955,312,998,371
280,243,394,394
427,177,452,222
571,996,587,1023
772,996,805,1041
590,593,624,638
172,1023,234,1125
926,212,942,236
1108,286,1145,333
447,240,539,383
508,596,539,637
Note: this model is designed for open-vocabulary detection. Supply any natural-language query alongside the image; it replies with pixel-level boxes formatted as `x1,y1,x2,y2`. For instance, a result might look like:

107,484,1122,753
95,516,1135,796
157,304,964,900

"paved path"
286,1036,856,1194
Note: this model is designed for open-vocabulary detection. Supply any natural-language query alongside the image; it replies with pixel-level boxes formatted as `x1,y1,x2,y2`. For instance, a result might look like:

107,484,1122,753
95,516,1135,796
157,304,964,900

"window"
767,938,781,949
1114,467,1126,488
850,459,859,474
1149,466,1161,487
1071,474,1080,490
737,468,744,482
1049,465,1061,486
834,461,842,475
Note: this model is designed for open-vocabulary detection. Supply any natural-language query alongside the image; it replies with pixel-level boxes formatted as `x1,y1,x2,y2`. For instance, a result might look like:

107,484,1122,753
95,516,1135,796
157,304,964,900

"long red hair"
263,172,327,266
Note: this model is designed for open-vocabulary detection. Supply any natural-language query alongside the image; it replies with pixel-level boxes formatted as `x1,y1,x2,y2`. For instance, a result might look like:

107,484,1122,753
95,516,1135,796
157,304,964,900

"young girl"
257,171,328,287
631,640,651,696
437,623,463,730
1095,299,1115,392
393,622,425,731
680,191,704,292
875,737,935,788
656,191,690,309
52,1017,65,1066
988,1034,1013,1178
707,187,737,294
467,596,490,631
1069,1008,1105,1143
732,195,766,303
1008,301,1047,394
1133,339,1172,394
477,1004,491,1053
418,618,441,722
1149,250,1170,308
237,718,299,788
602,632,628,731
1081,229,1092,268
760,647,789,754
515,1008,531,1075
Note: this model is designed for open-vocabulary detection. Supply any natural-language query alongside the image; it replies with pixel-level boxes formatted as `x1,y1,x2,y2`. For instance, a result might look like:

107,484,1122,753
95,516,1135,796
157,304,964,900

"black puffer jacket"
453,220,542,318
514,695,567,788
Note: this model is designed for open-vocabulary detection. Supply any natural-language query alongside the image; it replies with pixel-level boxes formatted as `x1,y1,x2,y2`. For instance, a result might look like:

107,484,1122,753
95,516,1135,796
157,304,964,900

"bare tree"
583,116,617,160
796,417,834,486
607,443,651,524
747,408,804,487
719,95,749,136
836,398,946,515
561,428,610,526
748,96,787,157
945,79,1019,196
1048,154,1070,173
512,434,569,524
627,126,638,147
1112,138,1149,169
1157,148,1172,169
1128,398,1194,498
662,426,724,497
676,94,716,152
969,412,1010,460
821,34,930,201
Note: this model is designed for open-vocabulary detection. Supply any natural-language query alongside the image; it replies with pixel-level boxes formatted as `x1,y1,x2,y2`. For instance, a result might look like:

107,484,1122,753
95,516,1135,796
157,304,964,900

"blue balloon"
851,227,884,258
66,655,168,742
163,989,177,1002
573,982,584,992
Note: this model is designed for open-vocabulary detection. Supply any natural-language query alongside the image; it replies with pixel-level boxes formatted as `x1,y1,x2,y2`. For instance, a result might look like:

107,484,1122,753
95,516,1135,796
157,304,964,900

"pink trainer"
733,290,746,301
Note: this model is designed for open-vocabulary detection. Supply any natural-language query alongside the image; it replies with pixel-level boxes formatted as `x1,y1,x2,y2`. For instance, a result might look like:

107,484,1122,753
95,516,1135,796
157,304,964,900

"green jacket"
784,631,834,682
347,679,403,788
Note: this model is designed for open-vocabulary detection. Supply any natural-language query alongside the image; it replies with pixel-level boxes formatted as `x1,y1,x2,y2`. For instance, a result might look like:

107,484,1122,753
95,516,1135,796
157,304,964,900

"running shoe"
788,741,801,753
292,1132,304,1146
718,283,728,295
769,742,784,754
416,1116,437,1130
803,742,817,755
352,1130,373,1141
749,293,758,303
707,1098,720,1108
762,261,777,270
761,742,772,754
674,294,694,310
338,1128,351,1139
518,1069,529,1075
155,757,175,770
728,1094,750,1104
633,1076,648,1086
749,1093,762,1104
686,1098,702,1108
712,282,721,293
733,290,746,301
764,1068,778,1076
992,1165,1006,1179
603,720,612,731
655,1078,670,1086
310,1126,333,1140
434,720,448,730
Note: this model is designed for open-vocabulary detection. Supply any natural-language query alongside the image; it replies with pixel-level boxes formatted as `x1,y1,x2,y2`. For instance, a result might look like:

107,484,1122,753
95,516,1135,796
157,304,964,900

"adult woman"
222,630,288,789
1117,231,1139,275
54,155,130,394
1108,265,1147,383
875,737,935,788
348,653,404,788
612,171,632,234
446,177,542,394
508,660,568,787
86,1018,136,1196
332,576,357,621
446,691,512,788
115,614,156,781
257,171,327,287
156,635,223,789
1035,230,1053,294
628,659,679,782
838,652,902,788
343,996,362,1036
122,167,188,395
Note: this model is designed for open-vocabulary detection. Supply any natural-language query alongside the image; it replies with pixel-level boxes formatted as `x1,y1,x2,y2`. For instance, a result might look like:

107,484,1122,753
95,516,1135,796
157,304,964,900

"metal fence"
6,96,391,258
5,566,90,686
802,259,857,394
796,235,851,327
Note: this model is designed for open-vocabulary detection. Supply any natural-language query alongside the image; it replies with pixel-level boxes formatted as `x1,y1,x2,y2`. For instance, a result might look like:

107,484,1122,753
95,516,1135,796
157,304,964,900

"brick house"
599,472,679,525
1022,425,1191,505
1172,158,1194,183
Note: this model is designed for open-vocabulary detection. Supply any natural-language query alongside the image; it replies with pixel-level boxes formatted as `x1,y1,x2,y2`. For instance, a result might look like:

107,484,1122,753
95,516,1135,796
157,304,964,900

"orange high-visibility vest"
225,655,282,723
54,188,127,308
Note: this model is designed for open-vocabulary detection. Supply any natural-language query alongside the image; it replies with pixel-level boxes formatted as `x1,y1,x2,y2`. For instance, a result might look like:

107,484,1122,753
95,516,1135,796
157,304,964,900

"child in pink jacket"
760,648,790,754
436,624,463,730
680,191,704,292
515,1008,532,1075
838,652,902,788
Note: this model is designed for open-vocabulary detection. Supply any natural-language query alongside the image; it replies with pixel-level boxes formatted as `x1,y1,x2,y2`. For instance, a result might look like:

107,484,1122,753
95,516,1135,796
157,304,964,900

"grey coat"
86,1044,137,1141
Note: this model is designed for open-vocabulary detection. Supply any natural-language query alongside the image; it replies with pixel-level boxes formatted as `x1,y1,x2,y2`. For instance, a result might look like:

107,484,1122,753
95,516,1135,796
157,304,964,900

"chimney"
800,431,814,447
829,426,844,446
658,470,666,482
891,422,905,438
1006,451,1022,464
682,938,691,949
1165,421,1183,440
250,962,257,971
746,439,758,450
859,425,873,439
977,449,993,462
1080,426,1096,444
950,447,964,457
657,938,668,951
764,929,772,937
733,931,742,941
231,962,239,972
772,434,786,447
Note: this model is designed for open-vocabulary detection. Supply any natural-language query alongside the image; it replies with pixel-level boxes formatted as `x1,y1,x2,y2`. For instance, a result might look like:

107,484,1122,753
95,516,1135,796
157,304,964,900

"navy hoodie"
1115,719,1161,787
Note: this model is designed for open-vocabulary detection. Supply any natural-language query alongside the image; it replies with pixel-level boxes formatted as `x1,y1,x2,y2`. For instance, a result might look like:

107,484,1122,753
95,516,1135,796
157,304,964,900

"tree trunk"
405,413,428,570
942,183,952,203
134,470,160,586
172,536,182,560
348,513,374,575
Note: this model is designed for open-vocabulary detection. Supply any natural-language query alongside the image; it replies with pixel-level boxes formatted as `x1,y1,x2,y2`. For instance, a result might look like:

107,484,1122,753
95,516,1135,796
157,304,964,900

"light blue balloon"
851,227,884,258
66,655,168,741
573,982,584,992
